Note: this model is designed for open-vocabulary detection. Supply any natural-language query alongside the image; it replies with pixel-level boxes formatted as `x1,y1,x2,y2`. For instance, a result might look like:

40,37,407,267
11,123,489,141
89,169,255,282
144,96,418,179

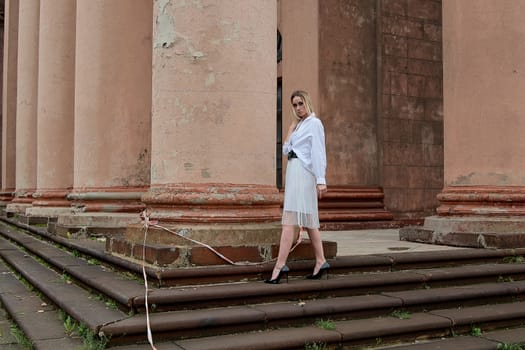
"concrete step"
378,326,525,349
110,304,525,350
0,236,129,338
0,260,83,350
100,281,525,344
3,217,525,348
3,219,525,314
4,232,525,348
4,217,525,287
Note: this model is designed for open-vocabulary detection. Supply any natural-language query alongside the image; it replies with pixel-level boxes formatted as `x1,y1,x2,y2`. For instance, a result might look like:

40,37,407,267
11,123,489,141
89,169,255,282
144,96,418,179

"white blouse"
283,113,327,185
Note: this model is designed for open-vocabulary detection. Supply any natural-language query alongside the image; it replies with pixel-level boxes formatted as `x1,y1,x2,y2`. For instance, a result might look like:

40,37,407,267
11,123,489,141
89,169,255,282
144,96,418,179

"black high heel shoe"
306,261,330,280
264,265,290,284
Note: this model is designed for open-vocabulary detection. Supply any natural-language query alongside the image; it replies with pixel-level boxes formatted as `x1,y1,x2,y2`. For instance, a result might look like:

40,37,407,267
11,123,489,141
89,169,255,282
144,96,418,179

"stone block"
423,23,441,42
383,165,409,188
402,216,525,249
391,73,408,95
17,214,49,226
383,70,391,94
407,0,442,22
382,0,407,16
407,74,426,97
424,99,443,121
384,56,408,73
133,243,180,266
288,240,337,261
399,226,435,243
383,34,408,57
391,95,424,120
407,59,442,77
108,237,132,257
190,245,265,266
408,38,441,61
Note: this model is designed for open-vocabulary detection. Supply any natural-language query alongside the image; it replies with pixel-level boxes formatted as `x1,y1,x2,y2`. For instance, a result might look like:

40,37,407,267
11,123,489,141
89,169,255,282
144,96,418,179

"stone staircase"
1,217,525,349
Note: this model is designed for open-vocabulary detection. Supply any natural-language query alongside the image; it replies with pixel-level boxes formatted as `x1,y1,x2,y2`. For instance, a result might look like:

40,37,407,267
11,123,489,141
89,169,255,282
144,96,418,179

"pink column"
25,0,76,218
70,0,152,211
7,0,39,214
116,1,281,266
54,0,152,235
1,0,19,205
401,0,525,248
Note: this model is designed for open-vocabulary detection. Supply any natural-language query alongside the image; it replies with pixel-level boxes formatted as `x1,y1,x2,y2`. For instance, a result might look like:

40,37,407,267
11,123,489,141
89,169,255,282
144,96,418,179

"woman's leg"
270,224,295,280
306,227,327,274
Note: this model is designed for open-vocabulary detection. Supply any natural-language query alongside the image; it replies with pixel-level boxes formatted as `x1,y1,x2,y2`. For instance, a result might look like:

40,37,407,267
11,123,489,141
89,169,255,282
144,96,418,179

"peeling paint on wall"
201,168,211,178
450,172,511,186
205,72,215,86
154,0,207,60
155,0,176,49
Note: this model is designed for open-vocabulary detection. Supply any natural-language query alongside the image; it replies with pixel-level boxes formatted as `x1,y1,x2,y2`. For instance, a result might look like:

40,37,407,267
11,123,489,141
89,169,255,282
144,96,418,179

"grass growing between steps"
315,318,336,331
10,324,33,349
305,342,328,350
58,310,109,350
390,310,411,320
503,255,525,264
497,343,525,350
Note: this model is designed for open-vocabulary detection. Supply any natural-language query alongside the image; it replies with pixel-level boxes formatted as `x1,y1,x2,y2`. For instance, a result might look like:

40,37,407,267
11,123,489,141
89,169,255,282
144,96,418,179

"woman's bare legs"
306,227,327,275
270,225,295,280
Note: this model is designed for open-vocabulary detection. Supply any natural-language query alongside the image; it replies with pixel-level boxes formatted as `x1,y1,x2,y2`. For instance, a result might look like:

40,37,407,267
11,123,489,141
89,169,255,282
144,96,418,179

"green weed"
77,322,109,350
391,310,411,319
87,258,101,266
61,273,72,284
305,342,328,350
503,255,525,264
470,326,482,336
497,343,525,350
10,324,33,349
315,318,336,331
63,315,77,335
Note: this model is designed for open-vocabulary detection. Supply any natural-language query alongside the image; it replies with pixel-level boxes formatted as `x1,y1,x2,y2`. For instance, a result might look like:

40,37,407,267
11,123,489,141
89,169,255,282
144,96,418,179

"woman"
265,90,329,284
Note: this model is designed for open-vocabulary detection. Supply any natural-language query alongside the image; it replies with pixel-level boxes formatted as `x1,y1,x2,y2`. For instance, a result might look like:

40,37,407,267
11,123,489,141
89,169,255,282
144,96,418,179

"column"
25,0,76,219
55,0,152,235
118,0,282,266
401,0,525,248
6,0,39,214
1,0,19,207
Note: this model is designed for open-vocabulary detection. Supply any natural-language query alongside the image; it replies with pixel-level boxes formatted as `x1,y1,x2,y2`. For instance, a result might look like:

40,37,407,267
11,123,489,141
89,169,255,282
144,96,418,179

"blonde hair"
290,90,315,118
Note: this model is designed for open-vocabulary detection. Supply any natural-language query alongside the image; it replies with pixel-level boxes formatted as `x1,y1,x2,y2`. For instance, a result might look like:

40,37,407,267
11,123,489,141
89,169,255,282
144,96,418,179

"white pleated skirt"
282,158,320,229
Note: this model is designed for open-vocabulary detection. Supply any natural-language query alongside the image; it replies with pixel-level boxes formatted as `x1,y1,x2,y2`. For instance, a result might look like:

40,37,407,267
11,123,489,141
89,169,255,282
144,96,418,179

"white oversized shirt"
283,113,327,185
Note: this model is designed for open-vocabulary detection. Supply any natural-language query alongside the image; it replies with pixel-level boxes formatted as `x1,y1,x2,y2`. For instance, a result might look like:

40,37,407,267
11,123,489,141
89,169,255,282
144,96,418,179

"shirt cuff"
316,178,326,185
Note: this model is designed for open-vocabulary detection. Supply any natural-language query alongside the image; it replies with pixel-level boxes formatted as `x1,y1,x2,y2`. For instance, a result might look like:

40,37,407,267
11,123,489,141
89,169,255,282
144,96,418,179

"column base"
21,206,74,228
5,203,33,215
107,222,283,267
67,187,147,213
26,206,73,218
54,212,143,238
400,215,525,249
0,190,15,209
111,183,301,266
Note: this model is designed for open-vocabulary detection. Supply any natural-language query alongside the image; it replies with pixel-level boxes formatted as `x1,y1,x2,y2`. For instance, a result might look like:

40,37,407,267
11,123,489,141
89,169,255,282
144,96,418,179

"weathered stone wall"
319,0,378,187
381,0,443,218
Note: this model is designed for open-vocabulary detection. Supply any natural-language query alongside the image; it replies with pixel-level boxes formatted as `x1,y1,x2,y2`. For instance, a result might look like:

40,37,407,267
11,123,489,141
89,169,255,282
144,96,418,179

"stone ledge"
400,224,525,249
107,235,337,267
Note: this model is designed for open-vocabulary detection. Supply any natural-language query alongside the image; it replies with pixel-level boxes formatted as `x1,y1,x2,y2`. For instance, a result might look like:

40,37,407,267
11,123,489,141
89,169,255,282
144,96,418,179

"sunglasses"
292,101,304,108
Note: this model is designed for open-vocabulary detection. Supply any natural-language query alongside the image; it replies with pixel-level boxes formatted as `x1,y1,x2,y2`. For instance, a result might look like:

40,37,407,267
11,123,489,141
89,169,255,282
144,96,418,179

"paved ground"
321,228,465,256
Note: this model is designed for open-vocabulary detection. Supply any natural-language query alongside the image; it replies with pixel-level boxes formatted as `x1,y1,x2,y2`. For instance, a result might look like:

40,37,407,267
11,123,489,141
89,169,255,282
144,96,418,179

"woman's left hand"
317,184,327,199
